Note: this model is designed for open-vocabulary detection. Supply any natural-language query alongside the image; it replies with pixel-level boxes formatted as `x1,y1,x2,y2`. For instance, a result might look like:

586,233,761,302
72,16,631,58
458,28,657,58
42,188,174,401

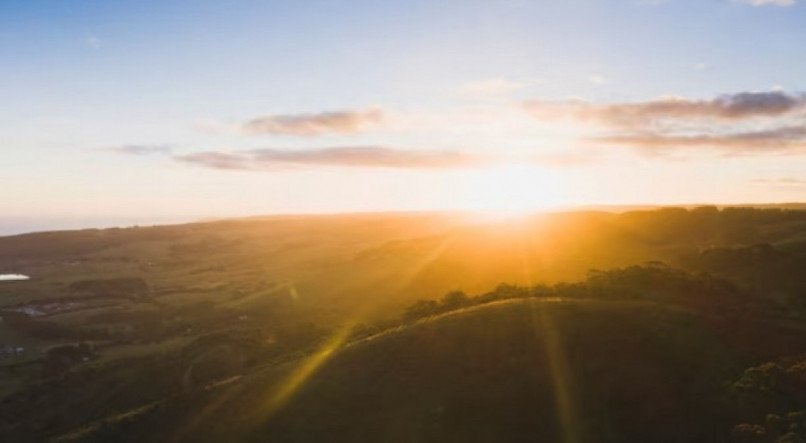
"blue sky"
2,0,806,233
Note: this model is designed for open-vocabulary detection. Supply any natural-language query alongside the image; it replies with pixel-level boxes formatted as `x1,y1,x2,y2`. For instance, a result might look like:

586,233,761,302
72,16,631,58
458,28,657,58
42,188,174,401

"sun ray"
172,233,458,439
247,234,458,426
261,318,359,418
517,229,580,443
529,301,580,443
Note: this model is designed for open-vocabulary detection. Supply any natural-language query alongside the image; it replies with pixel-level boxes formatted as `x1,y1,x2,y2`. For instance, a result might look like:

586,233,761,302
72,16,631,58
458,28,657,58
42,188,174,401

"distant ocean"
0,217,196,236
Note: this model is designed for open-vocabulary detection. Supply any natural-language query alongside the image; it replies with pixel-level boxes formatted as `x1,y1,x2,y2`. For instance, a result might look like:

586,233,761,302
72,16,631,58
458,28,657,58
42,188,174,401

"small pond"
0,274,30,282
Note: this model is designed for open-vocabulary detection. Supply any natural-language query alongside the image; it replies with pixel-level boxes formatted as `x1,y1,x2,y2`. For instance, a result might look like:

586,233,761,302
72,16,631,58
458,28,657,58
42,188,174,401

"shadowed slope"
121,297,806,443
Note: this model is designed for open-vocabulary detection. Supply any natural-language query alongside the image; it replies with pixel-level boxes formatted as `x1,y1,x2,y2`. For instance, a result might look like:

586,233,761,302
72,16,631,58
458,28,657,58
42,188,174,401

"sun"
460,164,565,218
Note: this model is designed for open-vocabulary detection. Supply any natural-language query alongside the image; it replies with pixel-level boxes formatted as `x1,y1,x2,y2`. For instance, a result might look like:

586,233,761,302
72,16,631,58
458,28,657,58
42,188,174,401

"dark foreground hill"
81,295,806,443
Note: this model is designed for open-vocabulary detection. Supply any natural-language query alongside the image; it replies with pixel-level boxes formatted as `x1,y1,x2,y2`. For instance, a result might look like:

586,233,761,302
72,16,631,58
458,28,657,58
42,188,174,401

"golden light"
242,235,458,429
461,164,566,218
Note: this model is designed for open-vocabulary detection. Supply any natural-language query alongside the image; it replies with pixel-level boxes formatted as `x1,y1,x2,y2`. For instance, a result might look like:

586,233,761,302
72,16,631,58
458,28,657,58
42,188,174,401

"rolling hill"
77,288,806,442
2,208,806,442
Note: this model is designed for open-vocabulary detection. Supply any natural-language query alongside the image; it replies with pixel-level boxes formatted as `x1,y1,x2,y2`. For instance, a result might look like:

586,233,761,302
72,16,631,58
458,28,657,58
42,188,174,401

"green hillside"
2,208,806,442
68,268,806,442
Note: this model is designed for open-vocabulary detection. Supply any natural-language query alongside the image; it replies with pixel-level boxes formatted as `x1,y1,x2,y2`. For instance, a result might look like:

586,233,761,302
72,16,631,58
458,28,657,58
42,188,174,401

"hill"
69,296,806,442
61,266,806,442
2,208,806,441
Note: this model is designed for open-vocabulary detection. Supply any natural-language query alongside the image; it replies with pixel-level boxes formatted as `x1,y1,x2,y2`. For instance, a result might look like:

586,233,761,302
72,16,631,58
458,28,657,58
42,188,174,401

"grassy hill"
2,208,806,442
74,295,806,442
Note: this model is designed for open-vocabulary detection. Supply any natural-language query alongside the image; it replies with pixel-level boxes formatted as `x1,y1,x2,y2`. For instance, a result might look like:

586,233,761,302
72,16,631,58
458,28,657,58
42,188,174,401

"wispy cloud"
523,91,806,156
241,108,383,136
177,146,488,170
751,177,806,186
524,91,806,127
105,144,172,155
733,0,795,6
591,126,806,156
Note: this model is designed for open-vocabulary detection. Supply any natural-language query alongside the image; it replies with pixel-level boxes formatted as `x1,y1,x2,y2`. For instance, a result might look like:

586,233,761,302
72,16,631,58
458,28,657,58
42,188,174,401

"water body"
0,274,29,281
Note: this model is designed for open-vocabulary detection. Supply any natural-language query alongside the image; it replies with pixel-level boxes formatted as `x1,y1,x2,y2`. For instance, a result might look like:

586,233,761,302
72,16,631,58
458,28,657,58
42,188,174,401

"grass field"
1,208,806,442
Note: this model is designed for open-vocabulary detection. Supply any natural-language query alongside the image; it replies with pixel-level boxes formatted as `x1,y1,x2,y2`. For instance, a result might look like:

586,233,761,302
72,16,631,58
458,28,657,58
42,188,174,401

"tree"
440,291,470,310
403,300,438,322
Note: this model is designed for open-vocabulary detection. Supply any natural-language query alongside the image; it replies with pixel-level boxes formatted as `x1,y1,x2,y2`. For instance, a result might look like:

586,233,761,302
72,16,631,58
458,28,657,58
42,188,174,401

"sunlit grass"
247,234,458,428
262,320,358,418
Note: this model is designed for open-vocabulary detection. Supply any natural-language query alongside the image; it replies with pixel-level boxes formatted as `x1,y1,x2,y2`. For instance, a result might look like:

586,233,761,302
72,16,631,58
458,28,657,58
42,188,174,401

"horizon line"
4,201,806,238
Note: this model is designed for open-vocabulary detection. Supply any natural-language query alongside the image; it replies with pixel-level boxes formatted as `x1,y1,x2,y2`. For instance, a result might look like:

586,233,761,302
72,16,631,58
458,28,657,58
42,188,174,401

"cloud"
523,91,806,156
105,144,172,155
524,91,806,127
751,177,806,186
177,146,488,170
241,108,382,136
733,0,795,6
591,125,806,155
